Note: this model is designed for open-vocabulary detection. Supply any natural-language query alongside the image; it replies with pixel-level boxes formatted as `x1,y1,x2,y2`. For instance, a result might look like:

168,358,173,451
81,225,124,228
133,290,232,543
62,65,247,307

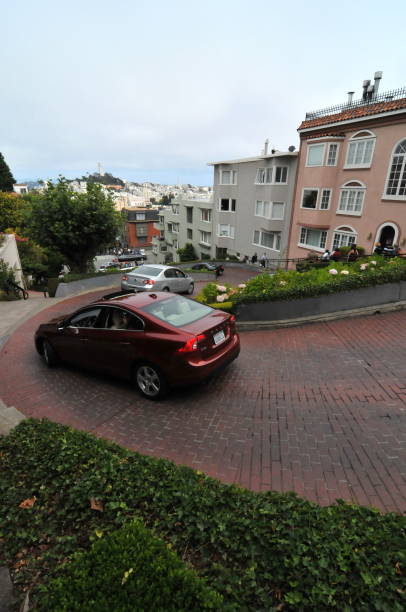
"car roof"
93,291,181,310
134,264,176,271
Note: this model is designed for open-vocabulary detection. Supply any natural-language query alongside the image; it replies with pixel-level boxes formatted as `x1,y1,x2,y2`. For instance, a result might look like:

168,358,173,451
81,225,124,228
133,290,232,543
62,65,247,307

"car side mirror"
57,319,67,331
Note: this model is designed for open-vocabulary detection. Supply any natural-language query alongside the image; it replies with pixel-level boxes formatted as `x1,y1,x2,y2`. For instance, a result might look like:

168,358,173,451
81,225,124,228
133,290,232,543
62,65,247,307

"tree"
26,178,121,273
0,152,16,192
0,192,26,232
177,243,196,262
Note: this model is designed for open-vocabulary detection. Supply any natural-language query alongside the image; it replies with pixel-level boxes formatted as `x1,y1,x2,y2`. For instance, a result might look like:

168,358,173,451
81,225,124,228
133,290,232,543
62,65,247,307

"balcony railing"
305,87,406,121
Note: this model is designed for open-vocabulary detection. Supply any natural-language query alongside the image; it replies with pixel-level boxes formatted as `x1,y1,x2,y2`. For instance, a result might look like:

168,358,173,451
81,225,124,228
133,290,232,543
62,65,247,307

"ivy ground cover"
0,419,404,610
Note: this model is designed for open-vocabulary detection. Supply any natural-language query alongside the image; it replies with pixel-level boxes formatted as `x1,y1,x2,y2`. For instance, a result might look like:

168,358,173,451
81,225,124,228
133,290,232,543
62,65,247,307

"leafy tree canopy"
177,242,196,262
26,178,121,273
0,192,27,232
0,153,16,192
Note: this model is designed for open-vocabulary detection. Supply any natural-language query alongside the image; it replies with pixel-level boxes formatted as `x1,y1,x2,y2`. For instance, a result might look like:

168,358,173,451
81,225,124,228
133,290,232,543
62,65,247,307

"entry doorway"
377,224,396,248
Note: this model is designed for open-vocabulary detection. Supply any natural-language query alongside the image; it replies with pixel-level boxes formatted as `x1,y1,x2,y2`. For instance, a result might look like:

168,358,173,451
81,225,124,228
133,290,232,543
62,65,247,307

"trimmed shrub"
37,520,222,611
0,419,405,611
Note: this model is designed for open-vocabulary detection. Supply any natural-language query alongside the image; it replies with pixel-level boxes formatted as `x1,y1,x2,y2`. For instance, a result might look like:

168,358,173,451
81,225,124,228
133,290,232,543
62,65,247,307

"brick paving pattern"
1,287,405,513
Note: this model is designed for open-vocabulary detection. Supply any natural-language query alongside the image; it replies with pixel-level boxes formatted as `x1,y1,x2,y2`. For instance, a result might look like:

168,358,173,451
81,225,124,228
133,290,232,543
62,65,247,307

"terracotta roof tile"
299,97,406,130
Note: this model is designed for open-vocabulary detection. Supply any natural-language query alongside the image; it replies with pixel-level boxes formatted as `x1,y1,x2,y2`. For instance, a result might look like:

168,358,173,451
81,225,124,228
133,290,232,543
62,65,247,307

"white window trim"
300,187,319,210
199,231,211,246
331,226,358,250
271,201,285,220
252,229,281,252
218,198,236,213
172,223,180,233
298,227,327,252
320,188,332,210
382,138,406,201
200,209,212,223
344,131,376,169
337,181,366,217
255,200,271,219
219,169,237,185
272,166,289,184
326,143,340,167
306,143,326,167
217,224,235,239
254,167,273,185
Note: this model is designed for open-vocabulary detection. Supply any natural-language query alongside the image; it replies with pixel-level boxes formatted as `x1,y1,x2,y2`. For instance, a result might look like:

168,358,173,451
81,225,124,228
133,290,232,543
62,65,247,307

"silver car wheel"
136,365,163,398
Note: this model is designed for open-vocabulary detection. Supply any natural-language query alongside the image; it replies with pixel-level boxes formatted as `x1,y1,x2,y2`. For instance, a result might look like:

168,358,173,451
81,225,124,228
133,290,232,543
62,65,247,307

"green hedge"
37,520,222,611
0,420,404,610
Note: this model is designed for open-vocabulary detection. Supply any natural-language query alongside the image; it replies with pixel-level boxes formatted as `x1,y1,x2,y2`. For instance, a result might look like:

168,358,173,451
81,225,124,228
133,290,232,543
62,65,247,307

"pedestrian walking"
251,253,258,264
260,253,267,268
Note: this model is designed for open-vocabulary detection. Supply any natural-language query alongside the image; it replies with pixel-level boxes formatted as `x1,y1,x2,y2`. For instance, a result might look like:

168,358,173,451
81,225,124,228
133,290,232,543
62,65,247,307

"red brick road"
1,287,405,513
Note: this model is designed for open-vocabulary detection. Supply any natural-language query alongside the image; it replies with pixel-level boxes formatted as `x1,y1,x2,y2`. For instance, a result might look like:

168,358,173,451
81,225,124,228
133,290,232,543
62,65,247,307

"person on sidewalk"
260,253,267,268
251,253,258,265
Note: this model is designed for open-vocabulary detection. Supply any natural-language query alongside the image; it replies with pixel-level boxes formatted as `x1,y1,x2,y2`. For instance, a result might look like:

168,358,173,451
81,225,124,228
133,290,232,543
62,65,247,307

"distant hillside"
79,172,125,187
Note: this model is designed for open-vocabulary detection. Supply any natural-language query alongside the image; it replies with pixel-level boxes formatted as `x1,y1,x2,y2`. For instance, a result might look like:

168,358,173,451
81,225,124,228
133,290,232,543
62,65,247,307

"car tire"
134,363,168,400
187,282,194,295
42,340,58,368
162,287,170,292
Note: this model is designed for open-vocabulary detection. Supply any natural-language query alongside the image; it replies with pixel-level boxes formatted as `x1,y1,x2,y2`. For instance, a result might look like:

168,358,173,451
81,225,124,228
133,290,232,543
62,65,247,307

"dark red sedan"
34,291,240,400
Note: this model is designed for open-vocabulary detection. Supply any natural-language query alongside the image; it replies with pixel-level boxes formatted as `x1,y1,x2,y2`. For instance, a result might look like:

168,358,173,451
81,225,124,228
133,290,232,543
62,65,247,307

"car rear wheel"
42,340,58,367
134,363,168,400
187,282,194,294
162,287,170,292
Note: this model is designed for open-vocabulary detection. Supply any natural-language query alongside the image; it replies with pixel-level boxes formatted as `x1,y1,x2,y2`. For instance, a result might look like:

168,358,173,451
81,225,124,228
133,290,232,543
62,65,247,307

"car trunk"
181,311,234,356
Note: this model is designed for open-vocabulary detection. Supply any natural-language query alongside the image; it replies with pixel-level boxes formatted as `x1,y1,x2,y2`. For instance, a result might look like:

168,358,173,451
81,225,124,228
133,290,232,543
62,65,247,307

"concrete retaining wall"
236,282,406,322
55,273,122,298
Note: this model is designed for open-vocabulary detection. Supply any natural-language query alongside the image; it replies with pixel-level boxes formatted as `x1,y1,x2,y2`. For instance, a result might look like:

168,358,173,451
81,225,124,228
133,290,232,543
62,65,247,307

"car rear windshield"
132,266,161,276
140,296,213,327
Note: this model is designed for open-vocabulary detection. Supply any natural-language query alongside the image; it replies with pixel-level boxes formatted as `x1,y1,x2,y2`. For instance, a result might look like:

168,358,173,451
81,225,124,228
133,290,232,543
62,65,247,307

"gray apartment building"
209,147,298,266
151,197,214,264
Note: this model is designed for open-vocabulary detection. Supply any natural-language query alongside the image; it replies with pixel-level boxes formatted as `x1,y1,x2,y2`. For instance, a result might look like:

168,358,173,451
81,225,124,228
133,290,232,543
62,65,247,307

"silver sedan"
121,264,194,294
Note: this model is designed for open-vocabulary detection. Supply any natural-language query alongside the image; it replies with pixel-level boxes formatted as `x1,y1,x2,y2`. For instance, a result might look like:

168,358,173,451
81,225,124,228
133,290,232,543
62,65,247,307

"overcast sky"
2,0,405,186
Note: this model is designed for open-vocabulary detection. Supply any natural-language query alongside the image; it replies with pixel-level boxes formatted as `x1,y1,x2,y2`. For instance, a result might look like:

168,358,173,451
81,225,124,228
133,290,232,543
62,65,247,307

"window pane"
302,189,318,208
307,145,324,166
254,230,260,244
327,144,338,166
271,202,284,219
255,201,263,216
347,142,356,165
275,167,287,182
256,168,265,183
265,168,273,183
221,171,231,184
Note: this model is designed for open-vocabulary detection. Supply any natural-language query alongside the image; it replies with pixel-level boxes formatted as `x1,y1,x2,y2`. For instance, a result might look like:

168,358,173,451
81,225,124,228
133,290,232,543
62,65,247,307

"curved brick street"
1,286,405,514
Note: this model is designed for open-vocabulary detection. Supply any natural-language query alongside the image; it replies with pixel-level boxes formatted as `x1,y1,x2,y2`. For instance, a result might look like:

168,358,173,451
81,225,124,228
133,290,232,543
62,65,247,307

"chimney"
373,71,383,96
362,79,370,101
263,138,269,155
347,91,355,104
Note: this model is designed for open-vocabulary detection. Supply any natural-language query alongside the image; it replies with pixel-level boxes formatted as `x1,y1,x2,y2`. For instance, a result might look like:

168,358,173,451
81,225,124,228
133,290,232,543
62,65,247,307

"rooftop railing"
305,87,406,121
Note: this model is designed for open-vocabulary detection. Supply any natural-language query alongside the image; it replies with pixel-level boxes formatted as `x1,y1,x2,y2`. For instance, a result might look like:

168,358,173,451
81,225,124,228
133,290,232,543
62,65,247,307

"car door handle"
79,338,89,342
119,341,131,345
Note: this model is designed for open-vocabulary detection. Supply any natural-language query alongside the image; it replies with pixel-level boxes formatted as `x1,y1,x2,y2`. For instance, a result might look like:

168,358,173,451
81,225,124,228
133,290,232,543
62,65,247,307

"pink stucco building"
287,75,406,260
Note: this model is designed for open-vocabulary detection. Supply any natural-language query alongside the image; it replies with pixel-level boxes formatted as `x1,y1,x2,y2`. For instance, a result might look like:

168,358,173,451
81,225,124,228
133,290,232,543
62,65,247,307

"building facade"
287,77,406,260
209,149,298,266
125,208,160,250
152,197,214,264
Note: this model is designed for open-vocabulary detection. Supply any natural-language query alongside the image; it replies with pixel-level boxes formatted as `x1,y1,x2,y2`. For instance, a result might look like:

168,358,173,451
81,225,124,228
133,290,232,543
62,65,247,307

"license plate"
213,330,225,345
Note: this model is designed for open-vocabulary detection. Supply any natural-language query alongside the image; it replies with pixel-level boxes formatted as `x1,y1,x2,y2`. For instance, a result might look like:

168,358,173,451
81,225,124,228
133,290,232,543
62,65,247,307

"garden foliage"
0,419,404,611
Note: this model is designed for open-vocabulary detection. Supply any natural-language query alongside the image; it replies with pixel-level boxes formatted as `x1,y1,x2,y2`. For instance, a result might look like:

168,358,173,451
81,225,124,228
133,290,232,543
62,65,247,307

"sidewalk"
0,291,65,350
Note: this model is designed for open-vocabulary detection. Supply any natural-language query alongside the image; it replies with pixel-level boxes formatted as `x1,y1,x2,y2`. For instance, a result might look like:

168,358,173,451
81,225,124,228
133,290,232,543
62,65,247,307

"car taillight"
122,275,128,281
229,315,236,323
144,278,155,285
178,334,205,353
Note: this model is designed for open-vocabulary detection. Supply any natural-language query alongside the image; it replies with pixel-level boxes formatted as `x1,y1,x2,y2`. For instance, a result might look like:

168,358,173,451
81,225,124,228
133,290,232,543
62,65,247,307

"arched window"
344,131,376,168
332,226,357,250
337,181,366,216
385,139,406,199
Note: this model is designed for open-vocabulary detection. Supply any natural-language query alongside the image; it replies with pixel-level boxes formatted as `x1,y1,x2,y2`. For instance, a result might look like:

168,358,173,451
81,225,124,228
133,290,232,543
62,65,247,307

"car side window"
164,269,176,278
175,269,185,278
106,308,144,331
69,308,102,328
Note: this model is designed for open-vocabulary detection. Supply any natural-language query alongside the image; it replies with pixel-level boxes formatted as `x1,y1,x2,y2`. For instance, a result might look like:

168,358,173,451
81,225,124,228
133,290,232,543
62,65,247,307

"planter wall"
236,282,406,322
55,273,121,298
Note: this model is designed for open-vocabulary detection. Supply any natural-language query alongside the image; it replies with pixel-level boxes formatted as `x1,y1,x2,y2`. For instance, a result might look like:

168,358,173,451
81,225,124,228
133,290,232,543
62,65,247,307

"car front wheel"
187,282,194,294
42,340,58,367
134,363,168,400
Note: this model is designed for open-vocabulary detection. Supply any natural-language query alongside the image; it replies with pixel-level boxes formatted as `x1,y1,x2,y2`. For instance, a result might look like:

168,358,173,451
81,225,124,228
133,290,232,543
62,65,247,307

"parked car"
34,292,240,399
121,265,194,294
191,262,217,271
118,253,145,263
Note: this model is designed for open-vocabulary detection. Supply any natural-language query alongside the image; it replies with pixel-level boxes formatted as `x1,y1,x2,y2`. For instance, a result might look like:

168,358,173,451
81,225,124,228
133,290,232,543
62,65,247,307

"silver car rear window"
132,266,161,276
141,296,212,327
